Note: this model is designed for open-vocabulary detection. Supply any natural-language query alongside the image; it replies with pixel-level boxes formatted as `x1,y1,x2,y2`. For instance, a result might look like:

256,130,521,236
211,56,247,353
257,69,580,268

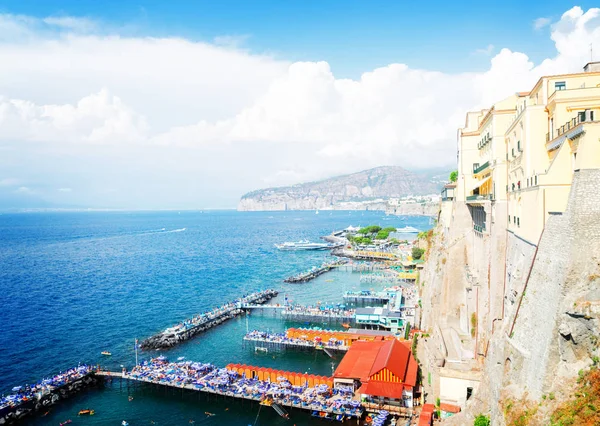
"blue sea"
0,210,430,425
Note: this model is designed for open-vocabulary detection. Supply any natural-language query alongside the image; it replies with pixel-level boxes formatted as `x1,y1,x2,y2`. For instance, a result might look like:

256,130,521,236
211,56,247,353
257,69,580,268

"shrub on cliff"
412,247,425,260
474,414,490,426
550,366,600,426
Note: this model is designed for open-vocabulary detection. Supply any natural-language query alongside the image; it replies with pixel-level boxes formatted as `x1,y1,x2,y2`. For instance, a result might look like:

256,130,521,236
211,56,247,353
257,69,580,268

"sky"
1,1,600,209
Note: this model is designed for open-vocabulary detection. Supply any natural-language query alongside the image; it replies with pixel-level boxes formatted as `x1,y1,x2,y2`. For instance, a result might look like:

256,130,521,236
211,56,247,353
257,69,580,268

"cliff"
418,169,600,425
238,166,446,211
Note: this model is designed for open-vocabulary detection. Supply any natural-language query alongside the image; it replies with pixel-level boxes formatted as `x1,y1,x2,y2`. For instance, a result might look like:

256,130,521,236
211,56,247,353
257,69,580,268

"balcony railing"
473,161,490,174
547,113,596,147
467,194,491,202
473,224,486,233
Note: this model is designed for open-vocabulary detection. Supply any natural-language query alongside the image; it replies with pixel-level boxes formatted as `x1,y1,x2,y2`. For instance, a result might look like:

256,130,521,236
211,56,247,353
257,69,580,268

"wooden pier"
99,366,363,421
343,291,391,304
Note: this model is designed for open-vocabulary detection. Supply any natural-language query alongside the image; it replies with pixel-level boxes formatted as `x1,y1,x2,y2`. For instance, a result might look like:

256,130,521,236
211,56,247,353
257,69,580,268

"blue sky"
1,2,599,208
0,0,593,77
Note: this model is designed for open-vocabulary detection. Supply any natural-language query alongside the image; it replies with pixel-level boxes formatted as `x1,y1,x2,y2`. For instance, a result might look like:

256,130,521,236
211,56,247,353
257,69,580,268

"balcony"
546,113,597,152
473,161,490,175
466,194,492,203
473,224,486,233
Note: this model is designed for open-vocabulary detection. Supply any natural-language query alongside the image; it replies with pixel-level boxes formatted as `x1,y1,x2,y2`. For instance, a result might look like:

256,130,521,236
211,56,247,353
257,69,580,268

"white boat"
275,240,340,251
396,226,420,233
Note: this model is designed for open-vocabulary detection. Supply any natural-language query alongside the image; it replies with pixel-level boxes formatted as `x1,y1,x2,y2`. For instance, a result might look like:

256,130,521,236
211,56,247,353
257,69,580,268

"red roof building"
333,339,419,407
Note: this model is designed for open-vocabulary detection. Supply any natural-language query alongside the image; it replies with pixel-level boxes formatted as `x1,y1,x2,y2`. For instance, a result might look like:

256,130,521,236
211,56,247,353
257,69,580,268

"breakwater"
140,289,278,350
283,259,348,283
0,366,98,425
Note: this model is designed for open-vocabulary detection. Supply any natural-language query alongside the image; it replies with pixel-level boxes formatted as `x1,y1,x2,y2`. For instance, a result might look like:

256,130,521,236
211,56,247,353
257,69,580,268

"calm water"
0,210,429,425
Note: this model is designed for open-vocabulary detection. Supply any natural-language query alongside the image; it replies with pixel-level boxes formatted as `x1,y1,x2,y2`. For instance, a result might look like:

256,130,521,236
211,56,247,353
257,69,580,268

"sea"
0,210,430,425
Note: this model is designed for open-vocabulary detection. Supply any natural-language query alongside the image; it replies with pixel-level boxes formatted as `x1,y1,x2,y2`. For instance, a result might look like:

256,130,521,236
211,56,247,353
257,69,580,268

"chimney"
583,61,600,72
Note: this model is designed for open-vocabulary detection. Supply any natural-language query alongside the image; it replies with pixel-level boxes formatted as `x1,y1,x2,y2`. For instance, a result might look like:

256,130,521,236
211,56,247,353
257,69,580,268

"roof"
360,381,406,399
418,404,435,426
440,403,461,414
443,183,457,188
333,339,418,388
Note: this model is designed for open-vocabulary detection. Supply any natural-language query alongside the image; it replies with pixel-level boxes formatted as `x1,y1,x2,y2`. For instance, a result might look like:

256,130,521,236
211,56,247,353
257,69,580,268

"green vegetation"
358,225,382,235
551,366,600,426
348,236,373,245
412,247,425,260
404,322,411,340
471,313,478,338
450,170,458,182
474,414,490,426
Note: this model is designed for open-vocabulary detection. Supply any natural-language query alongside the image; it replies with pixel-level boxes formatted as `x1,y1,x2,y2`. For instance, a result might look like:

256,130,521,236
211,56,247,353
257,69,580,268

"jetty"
101,359,363,421
283,259,348,283
343,290,391,304
244,331,349,353
0,365,99,425
141,289,278,350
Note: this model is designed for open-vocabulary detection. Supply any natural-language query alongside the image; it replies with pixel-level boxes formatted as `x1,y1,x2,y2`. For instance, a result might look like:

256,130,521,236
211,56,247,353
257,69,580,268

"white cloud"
0,7,600,207
474,44,495,56
533,17,552,30
15,186,32,194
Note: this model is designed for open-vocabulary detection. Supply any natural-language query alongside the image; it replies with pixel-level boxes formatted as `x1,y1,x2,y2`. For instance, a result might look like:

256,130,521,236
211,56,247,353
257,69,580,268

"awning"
472,176,491,190
360,380,406,399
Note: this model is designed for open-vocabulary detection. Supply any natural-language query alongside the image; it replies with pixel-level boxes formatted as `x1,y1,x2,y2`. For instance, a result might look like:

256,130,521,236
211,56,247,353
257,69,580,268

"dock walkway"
105,360,362,420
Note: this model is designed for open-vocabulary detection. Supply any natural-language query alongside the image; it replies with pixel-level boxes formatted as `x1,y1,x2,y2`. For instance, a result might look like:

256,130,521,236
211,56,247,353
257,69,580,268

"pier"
244,331,349,353
242,303,356,324
343,290,391,304
283,259,348,283
100,359,363,421
140,289,278,350
0,366,99,425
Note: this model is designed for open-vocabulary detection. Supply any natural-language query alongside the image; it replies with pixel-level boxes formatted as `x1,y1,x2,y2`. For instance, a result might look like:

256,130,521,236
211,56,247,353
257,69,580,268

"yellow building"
456,62,600,244
456,96,517,234
506,62,600,244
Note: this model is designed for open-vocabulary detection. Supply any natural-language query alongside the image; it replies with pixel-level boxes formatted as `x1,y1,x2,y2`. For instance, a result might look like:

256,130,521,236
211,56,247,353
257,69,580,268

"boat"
101,351,111,356
315,209,319,215
396,226,420,233
59,421,72,426
78,409,95,416
275,240,342,251
122,421,129,426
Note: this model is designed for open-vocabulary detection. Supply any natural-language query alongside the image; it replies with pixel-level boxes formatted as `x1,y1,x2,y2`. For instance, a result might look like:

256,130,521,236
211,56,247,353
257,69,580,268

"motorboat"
396,226,420,233
101,351,111,356
78,409,95,416
275,240,341,251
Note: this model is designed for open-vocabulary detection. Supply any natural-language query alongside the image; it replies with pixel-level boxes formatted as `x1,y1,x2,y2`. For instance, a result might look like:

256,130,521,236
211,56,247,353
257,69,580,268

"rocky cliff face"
419,169,600,425
238,166,445,211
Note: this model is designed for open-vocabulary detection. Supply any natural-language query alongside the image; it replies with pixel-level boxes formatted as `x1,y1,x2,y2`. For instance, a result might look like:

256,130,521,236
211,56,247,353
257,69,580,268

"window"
517,217,520,227
555,81,566,91
518,141,521,152
535,175,538,185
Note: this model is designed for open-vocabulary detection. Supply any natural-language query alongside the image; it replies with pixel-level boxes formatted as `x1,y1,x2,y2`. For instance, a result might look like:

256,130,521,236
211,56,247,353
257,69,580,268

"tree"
412,247,425,260
449,170,458,182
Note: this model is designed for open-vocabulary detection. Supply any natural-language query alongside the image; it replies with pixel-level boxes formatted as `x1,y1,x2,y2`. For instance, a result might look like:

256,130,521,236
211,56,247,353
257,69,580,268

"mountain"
238,166,448,211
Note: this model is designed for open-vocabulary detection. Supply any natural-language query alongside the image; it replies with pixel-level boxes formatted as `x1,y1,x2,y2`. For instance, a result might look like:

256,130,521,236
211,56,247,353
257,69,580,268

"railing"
473,161,490,174
473,224,486,233
466,194,491,202
547,113,596,145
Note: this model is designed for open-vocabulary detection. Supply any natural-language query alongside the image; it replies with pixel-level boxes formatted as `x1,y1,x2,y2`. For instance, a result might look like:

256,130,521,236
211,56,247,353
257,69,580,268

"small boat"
204,412,216,416
78,409,95,416
101,351,111,356
59,421,72,426
122,421,129,426
396,226,419,233
177,356,185,361
275,240,342,251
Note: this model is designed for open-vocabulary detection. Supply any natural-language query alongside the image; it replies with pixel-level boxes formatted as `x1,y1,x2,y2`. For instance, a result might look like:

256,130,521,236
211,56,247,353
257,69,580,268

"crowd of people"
244,330,346,349
0,365,95,410
125,359,362,418
163,290,278,335
282,303,355,319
